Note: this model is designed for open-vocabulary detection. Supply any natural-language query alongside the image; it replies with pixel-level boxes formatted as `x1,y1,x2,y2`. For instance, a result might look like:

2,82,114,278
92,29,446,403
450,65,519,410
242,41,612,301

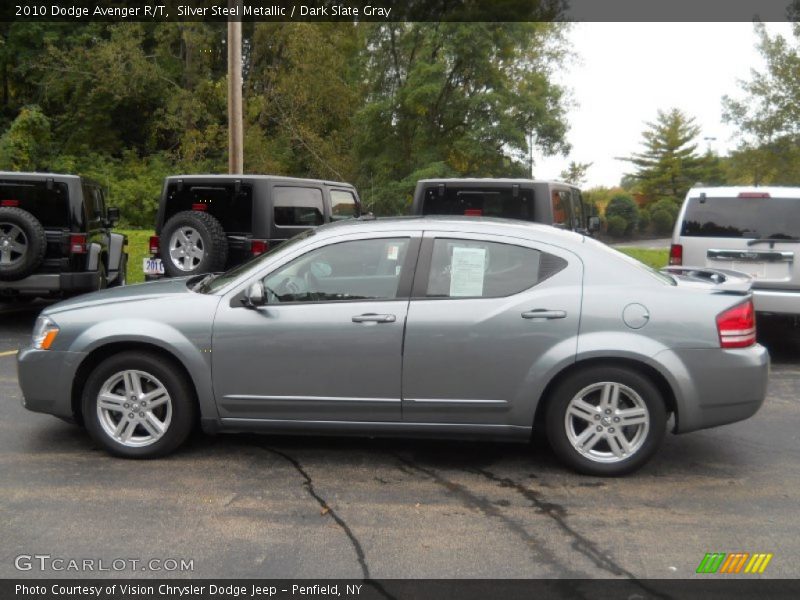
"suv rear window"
681,196,800,239
421,187,534,220
0,181,70,227
164,183,253,233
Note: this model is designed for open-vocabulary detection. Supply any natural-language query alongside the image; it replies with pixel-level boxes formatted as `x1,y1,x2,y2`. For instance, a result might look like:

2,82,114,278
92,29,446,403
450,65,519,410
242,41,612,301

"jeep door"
401,232,582,428
212,232,421,422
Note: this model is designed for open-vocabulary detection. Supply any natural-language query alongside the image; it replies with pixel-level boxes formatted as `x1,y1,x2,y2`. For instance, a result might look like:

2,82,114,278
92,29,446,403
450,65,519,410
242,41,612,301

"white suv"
670,186,800,316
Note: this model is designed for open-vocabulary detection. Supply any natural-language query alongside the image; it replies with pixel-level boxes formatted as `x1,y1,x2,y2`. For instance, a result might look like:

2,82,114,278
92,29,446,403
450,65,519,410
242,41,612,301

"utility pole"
227,0,243,174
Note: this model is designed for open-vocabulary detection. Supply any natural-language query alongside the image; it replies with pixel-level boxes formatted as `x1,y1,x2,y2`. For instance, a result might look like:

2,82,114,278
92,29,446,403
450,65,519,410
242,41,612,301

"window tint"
551,191,572,228
681,195,800,239
421,187,534,220
330,190,359,221
273,186,324,227
164,183,253,232
0,181,70,227
425,238,566,298
264,238,410,303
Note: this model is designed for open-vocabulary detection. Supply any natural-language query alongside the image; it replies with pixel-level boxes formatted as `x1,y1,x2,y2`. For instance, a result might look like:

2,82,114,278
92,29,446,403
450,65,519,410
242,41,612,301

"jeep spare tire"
160,210,228,277
0,207,47,281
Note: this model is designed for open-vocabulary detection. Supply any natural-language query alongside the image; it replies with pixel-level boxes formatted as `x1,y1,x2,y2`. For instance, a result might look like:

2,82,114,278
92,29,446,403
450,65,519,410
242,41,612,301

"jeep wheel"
160,211,228,277
0,207,47,281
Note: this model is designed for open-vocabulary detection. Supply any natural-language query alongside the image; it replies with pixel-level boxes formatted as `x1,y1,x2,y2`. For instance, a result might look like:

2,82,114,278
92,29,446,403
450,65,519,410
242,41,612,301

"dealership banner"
4,579,800,600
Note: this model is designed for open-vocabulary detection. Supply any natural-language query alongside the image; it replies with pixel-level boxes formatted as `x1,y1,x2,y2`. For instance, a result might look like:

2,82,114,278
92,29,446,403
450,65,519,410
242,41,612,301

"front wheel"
82,352,196,458
545,366,667,476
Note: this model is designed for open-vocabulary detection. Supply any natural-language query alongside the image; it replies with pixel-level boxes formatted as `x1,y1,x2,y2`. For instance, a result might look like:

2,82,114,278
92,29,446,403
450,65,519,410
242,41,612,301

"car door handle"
352,313,396,323
521,309,567,320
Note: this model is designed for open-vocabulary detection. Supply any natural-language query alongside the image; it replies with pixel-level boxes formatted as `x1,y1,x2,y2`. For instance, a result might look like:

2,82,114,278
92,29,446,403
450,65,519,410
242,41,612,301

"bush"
606,215,628,238
649,197,680,220
605,194,639,236
651,208,675,235
638,208,651,232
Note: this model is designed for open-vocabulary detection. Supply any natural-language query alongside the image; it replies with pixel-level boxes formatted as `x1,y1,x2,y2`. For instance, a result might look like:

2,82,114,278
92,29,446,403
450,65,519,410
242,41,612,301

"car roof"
688,186,800,198
164,174,355,188
416,178,575,186
0,171,81,182
315,215,587,248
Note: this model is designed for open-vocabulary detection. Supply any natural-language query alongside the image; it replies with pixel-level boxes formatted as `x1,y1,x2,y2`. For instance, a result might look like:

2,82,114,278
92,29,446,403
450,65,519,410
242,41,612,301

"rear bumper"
0,271,100,296
655,344,770,434
753,288,800,315
17,347,86,419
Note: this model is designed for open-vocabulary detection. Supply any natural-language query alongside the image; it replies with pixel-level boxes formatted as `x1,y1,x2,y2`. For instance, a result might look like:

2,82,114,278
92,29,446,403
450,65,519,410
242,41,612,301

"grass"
615,247,669,270
120,229,670,284
120,229,154,284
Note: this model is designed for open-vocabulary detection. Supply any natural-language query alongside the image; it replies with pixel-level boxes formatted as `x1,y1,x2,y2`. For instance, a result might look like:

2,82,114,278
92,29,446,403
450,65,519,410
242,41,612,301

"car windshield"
681,195,800,239
195,230,315,294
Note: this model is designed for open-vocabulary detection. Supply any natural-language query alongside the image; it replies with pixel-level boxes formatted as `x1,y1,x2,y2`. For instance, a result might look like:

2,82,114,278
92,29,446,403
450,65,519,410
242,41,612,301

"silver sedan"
17,217,769,475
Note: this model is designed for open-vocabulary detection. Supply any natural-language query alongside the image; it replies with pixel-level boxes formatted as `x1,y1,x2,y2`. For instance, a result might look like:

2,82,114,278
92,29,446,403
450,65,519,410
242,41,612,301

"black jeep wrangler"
0,172,127,301
145,175,361,279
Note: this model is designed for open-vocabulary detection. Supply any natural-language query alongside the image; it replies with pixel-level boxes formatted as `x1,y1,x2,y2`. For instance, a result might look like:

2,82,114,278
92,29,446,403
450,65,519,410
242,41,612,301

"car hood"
44,277,198,315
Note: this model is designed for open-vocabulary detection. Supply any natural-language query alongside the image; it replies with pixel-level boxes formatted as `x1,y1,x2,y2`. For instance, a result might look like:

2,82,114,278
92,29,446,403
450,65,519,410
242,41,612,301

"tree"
620,108,715,201
722,22,800,185
0,104,51,170
353,22,571,214
559,160,592,186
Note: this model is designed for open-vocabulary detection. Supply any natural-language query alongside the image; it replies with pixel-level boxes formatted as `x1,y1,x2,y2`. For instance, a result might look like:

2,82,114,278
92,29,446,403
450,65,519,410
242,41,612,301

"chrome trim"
707,249,793,262
223,394,399,403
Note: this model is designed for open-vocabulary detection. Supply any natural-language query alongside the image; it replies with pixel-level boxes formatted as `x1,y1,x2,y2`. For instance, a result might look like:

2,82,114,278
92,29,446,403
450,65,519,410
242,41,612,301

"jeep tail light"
716,300,756,349
69,234,87,254
464,209,483,216
149,235,160,255
191,203,208,211
250,239,268,256
669,244,683,265
738,192,770,198
1,199,20,207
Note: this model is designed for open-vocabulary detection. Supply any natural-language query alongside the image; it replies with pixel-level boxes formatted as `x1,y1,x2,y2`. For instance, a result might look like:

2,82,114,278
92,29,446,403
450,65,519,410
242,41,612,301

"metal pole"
227,0,243,174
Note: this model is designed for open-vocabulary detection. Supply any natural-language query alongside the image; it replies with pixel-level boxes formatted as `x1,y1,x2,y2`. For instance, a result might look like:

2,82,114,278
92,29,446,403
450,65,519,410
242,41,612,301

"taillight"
738,192,770,198
69,234,87,254
149,235,160,255
1,199,20,207
669,244,683,265
716,300,756,349
250,239,268,256
464,209,483,216
191,203,208,211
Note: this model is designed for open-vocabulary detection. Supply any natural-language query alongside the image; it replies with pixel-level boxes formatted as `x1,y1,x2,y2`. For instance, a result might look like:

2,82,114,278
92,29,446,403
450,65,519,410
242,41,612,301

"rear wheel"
0,207,47,280
160,211,228,277
545,366,667,476
82,352,196,458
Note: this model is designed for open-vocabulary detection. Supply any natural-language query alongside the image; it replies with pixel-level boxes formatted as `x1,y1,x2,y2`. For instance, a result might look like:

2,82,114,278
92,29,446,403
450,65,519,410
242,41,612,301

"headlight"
32,316,60,350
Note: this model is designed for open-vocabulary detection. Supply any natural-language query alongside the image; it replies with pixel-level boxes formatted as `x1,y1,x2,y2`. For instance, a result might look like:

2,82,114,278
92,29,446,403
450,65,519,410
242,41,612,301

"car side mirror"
588,216,601,232
242,281,266,308
107,207,121,227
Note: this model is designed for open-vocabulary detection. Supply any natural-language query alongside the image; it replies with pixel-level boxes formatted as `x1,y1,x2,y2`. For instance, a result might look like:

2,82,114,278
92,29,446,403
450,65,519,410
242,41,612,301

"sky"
533,22,796,188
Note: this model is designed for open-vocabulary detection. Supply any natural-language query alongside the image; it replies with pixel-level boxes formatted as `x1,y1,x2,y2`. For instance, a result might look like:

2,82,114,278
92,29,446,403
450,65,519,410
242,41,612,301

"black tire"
160,211,228,277
82,351,197,458
545,366,667,476
109,254,127,287
0,207,47,281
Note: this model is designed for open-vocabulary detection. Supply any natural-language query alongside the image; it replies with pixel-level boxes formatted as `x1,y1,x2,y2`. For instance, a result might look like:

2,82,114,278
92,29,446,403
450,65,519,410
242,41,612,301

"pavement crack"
473,468,672,599
264,447,396,600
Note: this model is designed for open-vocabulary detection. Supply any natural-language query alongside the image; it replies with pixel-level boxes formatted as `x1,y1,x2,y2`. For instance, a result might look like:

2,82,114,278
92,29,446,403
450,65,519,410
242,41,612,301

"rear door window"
0,180,70,227
273,186,325,227
681,196,800,239
423,238,567,298
421,187,534,220
330,190,359,221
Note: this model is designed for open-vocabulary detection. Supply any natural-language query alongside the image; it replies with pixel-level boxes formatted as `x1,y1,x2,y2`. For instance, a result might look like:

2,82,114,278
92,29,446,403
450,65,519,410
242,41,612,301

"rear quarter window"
273,186,324,227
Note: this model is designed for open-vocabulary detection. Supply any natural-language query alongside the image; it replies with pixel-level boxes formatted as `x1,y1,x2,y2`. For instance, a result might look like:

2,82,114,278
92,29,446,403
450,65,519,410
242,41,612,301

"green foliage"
118,229,154,283
559,160,593,186
606,215,627,238
0,105,51,170
649,197,680,219
651,209,675,236
605,193,639,236
638,207,651,232
616,247,668,269
620,108,717,201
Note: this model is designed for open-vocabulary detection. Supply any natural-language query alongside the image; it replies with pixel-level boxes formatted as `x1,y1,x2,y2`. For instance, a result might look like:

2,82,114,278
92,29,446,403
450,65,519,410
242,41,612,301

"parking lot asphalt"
1,301,799,581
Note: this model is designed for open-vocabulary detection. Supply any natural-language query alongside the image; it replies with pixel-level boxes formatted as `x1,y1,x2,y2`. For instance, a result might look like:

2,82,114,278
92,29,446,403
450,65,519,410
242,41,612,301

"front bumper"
17,347,86,419
0,271,100,296
655,344,770,434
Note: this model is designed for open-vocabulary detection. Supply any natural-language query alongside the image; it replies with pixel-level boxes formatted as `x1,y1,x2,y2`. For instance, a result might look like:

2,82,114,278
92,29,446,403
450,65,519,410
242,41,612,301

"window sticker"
449,246,486,297
387,244,400,261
